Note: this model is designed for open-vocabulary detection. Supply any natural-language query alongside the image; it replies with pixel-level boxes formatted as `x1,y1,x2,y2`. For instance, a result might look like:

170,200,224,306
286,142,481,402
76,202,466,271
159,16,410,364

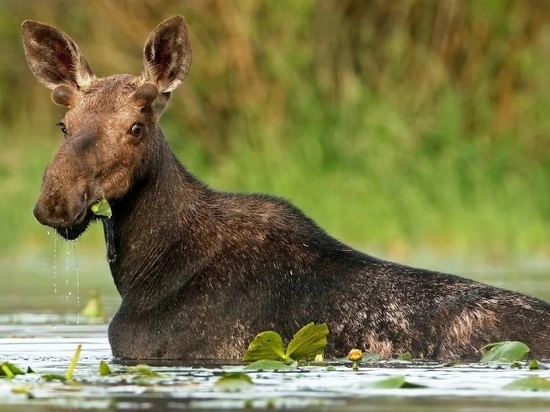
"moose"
22,15,550,361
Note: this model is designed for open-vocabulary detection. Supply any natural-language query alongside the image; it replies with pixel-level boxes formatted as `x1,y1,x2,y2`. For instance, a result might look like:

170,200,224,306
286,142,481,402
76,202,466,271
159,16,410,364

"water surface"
1,253,550,411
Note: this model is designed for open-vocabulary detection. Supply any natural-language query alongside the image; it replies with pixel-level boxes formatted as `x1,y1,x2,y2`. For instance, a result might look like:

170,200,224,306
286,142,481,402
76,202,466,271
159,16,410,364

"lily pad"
98,360,111,376
91,198,112,217
365,375,426,389
286,323,329,361
504,376,550,391
362,352,382,363
243,323,329,363
242,331,285,362
41,374,66,382
127,364,163,377
244,360,297,371
529,360,550,370
480,341,529,363
0,362,25,378
396,352,413,361
215,372,254,392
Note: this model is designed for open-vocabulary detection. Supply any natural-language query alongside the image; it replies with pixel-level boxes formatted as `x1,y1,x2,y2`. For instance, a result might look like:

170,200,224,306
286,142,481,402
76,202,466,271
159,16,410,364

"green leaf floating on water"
286,322,329,361
504,376,550,391
215,372,254,392
127,364,163,377
41,374,66,382
91,198,112,217
396,352,413,361
361,352,382,362
529,359,550,370
99,360,112,376
364,375,427,389
244,360,297,371
0,362,25,379
480,341,530,363
243,322,329,362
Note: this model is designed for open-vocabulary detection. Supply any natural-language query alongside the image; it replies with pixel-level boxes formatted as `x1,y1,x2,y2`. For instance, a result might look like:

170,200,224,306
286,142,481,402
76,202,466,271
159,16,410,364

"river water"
1,250,550,411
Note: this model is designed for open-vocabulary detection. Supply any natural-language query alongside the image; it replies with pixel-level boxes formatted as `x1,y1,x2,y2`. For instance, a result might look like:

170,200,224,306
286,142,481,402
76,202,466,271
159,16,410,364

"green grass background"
1,0,549,276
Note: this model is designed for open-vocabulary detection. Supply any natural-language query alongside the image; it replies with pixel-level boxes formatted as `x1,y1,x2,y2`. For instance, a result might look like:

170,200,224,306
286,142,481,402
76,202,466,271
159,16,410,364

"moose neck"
104,128,208,303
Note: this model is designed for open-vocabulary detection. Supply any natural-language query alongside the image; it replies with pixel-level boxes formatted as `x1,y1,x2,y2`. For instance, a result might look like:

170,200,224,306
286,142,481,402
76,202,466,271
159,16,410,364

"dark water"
1,252,550,411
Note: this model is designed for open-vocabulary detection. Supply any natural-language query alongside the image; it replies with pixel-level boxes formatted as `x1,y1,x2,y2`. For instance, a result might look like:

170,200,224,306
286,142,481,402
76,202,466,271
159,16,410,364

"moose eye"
130,122,144,137
56,122,68,137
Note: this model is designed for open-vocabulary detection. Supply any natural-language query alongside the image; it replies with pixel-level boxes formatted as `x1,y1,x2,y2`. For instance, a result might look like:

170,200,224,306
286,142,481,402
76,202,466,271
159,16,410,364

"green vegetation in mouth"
91,198,112,217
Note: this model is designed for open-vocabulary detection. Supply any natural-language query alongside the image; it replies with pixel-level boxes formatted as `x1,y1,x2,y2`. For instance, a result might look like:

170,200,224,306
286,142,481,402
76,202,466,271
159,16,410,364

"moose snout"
32,161,94,229
33,189,89,228
32,201,53,227
31,135,103,230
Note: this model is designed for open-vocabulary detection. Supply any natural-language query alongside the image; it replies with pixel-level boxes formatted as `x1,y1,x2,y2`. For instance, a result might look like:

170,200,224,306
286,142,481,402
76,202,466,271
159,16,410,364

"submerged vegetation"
1,1,550,263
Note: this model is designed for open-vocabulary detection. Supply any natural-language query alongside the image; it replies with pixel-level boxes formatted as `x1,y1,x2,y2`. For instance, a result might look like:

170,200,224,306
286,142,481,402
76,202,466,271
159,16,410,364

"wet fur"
22,16,550,361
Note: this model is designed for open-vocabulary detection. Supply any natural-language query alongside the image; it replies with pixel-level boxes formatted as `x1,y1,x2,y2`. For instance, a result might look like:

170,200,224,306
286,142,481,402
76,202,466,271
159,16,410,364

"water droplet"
53,235,57,294
72,241,81,326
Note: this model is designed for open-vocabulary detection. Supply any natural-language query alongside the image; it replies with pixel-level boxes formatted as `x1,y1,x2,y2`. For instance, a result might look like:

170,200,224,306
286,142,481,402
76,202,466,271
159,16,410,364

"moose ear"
21,20,96,90
141,15,192,93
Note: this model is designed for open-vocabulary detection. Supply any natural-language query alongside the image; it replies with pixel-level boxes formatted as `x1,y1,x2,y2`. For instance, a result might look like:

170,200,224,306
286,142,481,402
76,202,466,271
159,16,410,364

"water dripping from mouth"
52,231,57,294
65,241,70,297
71,241,81,325
52,231,57,331
61,238,81,328
102,217,116,264
65,241,70,326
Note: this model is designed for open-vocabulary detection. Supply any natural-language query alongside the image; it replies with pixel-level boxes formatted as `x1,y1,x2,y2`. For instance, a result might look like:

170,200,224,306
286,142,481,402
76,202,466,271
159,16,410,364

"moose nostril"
33,203,47,225
33,200,61,227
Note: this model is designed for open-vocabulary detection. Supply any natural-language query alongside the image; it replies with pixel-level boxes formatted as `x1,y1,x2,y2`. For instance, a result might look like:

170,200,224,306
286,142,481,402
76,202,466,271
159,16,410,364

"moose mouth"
34,196,107,241
53,213,97,241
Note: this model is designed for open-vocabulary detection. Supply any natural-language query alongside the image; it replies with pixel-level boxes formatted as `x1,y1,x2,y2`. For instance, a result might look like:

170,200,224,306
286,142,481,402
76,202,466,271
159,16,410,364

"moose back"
21,16,550,360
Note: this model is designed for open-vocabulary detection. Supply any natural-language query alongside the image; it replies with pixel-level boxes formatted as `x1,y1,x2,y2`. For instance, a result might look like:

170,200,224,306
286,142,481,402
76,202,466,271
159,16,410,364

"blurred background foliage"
1,0,550,269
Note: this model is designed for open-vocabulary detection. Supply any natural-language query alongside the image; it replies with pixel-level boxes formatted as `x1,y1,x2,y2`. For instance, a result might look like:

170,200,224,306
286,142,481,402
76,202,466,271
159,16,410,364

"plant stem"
66,344,82,381
1,364,14,379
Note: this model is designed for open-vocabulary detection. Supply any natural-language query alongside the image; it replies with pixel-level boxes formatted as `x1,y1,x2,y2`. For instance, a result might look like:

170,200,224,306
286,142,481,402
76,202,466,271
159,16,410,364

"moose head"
21,16,192,240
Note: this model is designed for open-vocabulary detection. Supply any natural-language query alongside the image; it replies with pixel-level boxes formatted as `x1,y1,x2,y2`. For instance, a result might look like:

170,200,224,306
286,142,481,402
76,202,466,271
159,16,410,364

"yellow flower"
348,348,363,362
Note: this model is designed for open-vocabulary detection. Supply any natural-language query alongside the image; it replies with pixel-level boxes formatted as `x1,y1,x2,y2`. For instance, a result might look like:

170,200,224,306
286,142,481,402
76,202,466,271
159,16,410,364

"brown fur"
22,16,550,361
